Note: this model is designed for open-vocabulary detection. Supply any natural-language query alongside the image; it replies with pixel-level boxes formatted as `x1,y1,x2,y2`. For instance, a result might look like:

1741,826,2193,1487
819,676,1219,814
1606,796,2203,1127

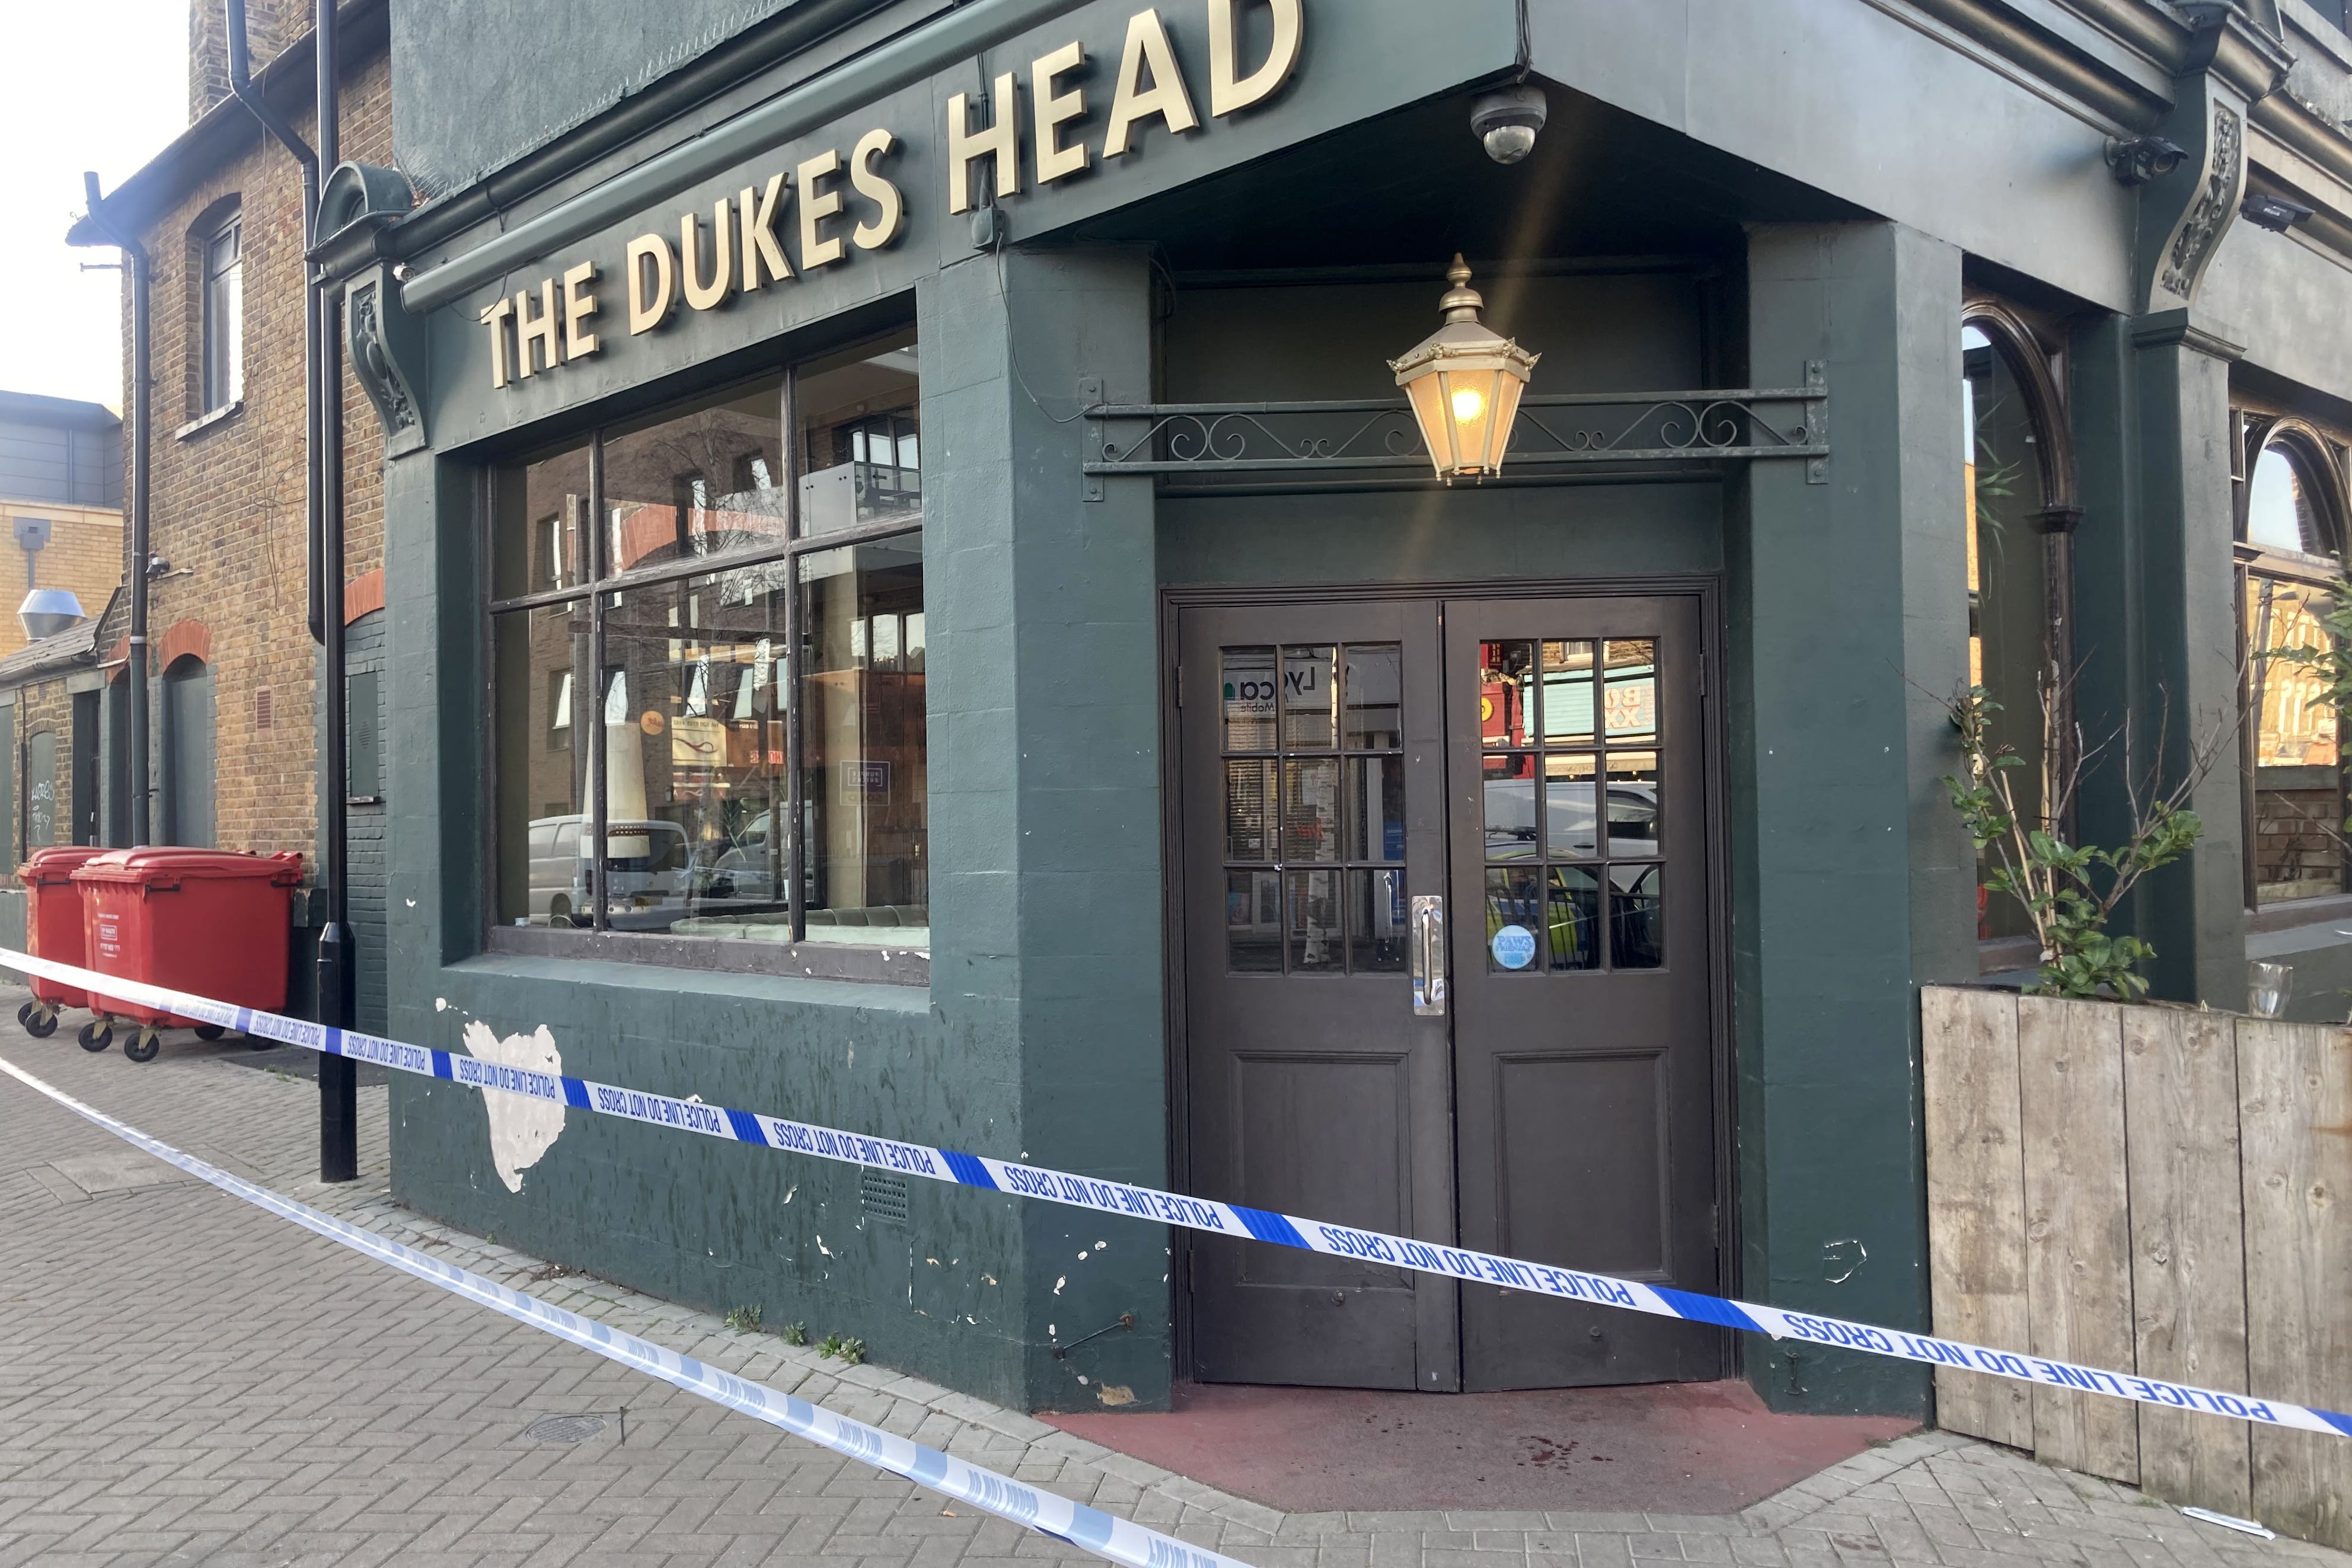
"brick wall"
123,47,392,864
0,502,123,662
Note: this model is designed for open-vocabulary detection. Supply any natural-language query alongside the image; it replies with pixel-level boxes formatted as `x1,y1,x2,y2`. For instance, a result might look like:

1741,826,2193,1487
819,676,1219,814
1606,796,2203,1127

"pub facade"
313,0,2352,1417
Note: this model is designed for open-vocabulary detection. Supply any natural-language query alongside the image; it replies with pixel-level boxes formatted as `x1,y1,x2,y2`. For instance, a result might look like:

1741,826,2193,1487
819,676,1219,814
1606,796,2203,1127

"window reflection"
1964,322,2052,941
797,331,921,535
2241,435,2347,908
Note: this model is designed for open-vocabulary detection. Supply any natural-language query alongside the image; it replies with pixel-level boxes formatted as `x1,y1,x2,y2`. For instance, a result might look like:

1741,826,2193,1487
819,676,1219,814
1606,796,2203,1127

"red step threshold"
1042,1380,1919,1516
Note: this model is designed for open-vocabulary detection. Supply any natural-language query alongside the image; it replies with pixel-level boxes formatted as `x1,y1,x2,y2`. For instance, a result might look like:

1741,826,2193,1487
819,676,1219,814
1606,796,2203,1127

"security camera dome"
1470,85,1548,165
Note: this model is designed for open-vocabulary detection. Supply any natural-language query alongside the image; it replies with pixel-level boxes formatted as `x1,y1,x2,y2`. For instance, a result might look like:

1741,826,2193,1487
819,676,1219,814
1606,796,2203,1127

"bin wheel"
78,1020,113,1053
194,1024,225,1042
15,1001,32,1027
123,1029,161,1064
23,1007,58,1039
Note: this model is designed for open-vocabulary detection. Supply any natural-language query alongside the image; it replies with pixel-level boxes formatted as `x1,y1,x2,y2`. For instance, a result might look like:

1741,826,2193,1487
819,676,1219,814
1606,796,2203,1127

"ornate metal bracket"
1082,363,1828,497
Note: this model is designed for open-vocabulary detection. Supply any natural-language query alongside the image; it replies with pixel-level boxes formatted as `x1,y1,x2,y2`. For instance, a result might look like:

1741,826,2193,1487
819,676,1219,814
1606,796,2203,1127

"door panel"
1447,596,1721,1390
1182,601,1459,1391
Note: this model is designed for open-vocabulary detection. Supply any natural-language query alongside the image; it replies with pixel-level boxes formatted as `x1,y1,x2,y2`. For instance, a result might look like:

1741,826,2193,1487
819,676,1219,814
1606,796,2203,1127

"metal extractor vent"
860,1168,911,1225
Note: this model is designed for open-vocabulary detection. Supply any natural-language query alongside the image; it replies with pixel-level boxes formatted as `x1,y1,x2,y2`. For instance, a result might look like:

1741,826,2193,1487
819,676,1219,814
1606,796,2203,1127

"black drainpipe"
314,0,358,1183
71,174,151,849
223,0,321,647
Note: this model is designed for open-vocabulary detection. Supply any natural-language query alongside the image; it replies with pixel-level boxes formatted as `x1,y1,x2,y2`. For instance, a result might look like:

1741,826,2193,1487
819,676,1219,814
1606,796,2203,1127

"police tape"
8,945,2350,1444
0,1050,1244,1568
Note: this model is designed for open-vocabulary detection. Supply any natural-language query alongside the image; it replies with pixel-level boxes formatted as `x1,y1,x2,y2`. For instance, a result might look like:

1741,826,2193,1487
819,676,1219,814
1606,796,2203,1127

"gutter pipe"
71,174,152,850
222,0,324,649
314,0,358,1184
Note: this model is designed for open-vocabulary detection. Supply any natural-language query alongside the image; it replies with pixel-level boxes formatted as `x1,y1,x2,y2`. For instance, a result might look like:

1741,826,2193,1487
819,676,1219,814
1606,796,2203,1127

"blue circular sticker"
1491,924,1537,970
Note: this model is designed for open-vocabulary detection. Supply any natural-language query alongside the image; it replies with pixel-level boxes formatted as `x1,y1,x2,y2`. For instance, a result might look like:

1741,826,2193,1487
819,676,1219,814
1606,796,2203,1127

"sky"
0,0,189,411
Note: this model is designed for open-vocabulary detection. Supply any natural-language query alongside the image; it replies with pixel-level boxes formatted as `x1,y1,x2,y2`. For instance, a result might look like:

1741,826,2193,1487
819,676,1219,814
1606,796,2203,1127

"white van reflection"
1482,777,1658,861
527,815,688,928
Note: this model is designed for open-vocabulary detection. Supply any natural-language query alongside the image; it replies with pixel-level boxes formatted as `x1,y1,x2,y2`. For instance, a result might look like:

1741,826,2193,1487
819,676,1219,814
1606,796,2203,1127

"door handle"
1410,894,1447,1017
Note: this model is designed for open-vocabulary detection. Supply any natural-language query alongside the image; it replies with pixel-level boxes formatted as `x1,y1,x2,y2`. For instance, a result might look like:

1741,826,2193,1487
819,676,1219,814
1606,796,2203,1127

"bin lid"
18,845,113,885
70,848,305,889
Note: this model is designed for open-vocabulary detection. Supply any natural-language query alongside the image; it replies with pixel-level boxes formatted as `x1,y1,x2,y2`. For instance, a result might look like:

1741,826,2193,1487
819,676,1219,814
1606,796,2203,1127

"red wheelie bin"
15,845,110,1039
71,848,305,1061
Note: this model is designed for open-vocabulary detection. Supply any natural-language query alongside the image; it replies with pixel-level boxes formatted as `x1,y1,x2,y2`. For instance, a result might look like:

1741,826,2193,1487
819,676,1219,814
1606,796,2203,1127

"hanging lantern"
1389,254,1540,483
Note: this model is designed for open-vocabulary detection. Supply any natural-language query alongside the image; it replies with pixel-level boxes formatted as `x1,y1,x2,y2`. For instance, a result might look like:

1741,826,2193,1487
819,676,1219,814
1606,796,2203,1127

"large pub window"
2236,418,2352,907
1962,302,2079,945
490,327,926,951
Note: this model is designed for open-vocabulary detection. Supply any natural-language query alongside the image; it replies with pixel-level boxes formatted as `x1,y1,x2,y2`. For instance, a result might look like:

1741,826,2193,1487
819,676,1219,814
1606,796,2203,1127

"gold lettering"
739,172,793,290
798,150,845,270
514,279,560,377
681,199,735,311
1207,0,1300,117
1032,41,1090,184
626,232,676,334
478,295,514,389
1104,9,1198,157
561,261,602,360
947,72,1021,214
850,129,907,251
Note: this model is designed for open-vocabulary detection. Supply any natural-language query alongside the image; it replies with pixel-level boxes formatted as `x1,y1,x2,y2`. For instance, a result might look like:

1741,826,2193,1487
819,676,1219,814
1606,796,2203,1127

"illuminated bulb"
1452,387,1486,424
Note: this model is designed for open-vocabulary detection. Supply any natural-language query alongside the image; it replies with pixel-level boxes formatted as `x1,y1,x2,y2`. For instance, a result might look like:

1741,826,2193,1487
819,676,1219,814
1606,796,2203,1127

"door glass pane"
1222,647,1278,751
1603,640,1657,744
1282,646,1338,748
1483,752,1538,860
1544,753,1598,860
1611,865,1664,969
1343,643,1403,749
1348,868,1408,972
1484,867,1541,973
1345,756,1405,861
1549,867,1601,970
1607,752,1661,857
1283,758,1339,862
1228,870,1282,972
1288,869,1342,972
1480,641,1535,748
1226,759,1276,861
1541,640,1596,745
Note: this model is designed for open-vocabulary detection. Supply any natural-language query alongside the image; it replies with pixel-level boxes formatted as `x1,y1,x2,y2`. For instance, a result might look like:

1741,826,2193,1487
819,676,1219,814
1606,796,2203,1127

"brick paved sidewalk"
2,989,2346,1568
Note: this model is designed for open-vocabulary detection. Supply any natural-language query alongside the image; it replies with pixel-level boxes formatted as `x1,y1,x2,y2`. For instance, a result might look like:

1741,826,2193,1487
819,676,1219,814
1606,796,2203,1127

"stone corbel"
347,263,429,456
2128,3,2291,314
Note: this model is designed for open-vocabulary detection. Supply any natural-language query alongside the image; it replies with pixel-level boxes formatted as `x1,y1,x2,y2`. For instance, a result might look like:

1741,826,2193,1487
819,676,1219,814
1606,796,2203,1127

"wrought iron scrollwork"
1083,369,1828,490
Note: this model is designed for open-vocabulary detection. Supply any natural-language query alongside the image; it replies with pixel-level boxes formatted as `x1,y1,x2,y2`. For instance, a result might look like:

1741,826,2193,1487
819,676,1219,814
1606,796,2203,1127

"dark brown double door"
1179,593,1722,1392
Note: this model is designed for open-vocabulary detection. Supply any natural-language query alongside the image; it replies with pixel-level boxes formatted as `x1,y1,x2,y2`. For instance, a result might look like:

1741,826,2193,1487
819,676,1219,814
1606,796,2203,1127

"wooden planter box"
1922,987,2352,1550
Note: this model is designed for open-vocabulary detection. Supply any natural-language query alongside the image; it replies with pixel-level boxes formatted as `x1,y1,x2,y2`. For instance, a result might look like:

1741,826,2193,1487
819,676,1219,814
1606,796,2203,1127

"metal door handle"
1410,894,1447,1017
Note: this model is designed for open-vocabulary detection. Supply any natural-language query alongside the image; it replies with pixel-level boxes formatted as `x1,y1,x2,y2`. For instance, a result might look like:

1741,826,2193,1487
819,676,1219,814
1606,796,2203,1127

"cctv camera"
1471,85,1548,165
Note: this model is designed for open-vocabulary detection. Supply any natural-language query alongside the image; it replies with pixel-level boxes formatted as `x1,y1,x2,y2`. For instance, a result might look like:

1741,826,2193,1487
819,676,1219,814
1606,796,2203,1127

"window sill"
1978,934,2041,977
175,400,243,441
484,923,928,986
2246,892,2352,935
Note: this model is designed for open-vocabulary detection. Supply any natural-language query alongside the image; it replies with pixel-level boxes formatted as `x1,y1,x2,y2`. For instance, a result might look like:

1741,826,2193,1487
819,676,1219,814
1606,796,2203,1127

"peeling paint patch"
980,1273,997,1286
434,998,448,1012
1821,1237,1868,1284
783,1185,797,1203
815,1234,833,1257
461,1020,566,1193
1096,1384,1137,1407
1053,1276,1067,1295
1094,1241,1107,1251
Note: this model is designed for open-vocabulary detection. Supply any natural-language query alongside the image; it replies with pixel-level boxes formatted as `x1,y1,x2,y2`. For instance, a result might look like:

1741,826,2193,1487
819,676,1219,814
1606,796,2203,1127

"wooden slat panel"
2241,1018,2352,1553
2019,994,2140,1483
1922,985,2031,1448
2123,1008,2252,1513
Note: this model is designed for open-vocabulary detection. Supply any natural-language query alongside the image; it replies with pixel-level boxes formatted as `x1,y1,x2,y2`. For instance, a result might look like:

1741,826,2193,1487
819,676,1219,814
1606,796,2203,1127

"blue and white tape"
7,945,2348,1443
0,1050,1244,1568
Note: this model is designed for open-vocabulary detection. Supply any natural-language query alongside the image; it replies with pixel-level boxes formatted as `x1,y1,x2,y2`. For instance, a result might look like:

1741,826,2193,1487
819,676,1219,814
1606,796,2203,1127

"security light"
1389,256,1540,483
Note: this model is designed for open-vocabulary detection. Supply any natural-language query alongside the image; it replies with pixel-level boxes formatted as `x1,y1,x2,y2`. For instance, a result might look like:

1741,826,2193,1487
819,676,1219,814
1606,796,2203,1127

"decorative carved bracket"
2130,5,2290,313
347,264,429,456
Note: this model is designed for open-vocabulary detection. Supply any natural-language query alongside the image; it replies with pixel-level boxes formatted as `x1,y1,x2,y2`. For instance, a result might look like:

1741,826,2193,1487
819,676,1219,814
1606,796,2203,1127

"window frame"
1961,297,2082,969
2234,415,2352,911
480,334,927,983
199,210,243,415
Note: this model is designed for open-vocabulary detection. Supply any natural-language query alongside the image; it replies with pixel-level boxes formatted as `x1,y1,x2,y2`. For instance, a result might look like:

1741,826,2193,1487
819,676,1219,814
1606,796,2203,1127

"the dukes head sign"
477,0,1303,389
